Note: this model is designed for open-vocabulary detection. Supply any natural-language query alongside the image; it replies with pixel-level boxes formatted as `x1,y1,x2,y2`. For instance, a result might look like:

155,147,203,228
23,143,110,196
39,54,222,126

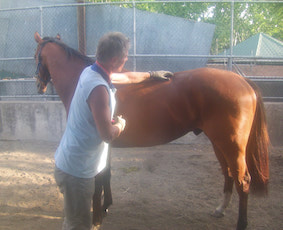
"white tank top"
55,66,116,178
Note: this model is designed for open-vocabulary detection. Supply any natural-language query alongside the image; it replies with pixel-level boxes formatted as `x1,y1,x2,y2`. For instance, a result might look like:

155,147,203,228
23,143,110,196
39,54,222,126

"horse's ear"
56,34,61,40
34,32,42,43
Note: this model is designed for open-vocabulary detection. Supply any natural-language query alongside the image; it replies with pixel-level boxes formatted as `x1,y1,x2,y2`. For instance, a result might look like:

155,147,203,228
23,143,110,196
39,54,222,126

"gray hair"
96,32,130,63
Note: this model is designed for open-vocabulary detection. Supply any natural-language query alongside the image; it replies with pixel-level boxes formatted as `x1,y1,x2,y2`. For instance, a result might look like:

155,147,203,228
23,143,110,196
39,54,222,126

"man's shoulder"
80,67,107,85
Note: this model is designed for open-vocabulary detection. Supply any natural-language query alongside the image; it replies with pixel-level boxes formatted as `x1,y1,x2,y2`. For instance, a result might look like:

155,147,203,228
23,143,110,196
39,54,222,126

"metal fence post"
228,0,234,71
77,0,86,55
40,6,43,36
133,0,137,72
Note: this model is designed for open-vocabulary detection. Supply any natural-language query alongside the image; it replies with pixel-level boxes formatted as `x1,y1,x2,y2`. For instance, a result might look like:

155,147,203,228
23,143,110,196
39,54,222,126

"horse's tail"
245,78,270,196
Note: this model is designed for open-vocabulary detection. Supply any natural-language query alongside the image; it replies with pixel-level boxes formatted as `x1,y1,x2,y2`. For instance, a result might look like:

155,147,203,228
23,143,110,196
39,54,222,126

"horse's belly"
112,129,187,147
112,106,192,147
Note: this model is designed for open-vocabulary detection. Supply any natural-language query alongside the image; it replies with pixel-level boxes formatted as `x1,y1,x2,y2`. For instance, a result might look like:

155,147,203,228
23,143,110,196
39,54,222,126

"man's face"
112,51,128,73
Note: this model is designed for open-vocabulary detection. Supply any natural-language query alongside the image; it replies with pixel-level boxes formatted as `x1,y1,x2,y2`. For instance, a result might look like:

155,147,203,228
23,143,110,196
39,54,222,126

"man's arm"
88,86,125,143
111,71,173,84
111,72,150,84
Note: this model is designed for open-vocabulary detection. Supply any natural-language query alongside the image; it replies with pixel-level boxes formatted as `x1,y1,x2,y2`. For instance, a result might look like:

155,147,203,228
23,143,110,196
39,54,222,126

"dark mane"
42,36,95,66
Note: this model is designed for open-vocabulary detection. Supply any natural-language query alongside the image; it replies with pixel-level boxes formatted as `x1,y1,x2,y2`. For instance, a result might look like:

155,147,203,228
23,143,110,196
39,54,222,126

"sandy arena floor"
0,140,282,230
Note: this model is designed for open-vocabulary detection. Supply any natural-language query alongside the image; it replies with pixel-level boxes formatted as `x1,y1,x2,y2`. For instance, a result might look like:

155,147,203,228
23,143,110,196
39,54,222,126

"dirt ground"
0,140,282,230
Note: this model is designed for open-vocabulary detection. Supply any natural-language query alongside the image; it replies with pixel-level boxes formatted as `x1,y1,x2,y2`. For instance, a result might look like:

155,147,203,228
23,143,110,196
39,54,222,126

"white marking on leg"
212,192,232,218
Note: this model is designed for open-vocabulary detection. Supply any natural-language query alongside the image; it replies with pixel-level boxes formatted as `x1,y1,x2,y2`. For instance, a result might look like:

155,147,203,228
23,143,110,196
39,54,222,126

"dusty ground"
0,140,282,230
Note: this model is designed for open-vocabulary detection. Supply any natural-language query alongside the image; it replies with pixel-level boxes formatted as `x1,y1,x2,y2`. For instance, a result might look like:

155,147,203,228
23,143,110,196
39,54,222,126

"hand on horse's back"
149,70,173,81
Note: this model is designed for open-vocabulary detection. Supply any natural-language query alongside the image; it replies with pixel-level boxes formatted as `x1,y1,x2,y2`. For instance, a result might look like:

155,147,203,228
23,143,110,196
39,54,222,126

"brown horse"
34,32,269,230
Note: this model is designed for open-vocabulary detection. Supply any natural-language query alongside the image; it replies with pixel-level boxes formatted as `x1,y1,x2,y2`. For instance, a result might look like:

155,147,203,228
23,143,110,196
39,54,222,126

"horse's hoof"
93,222,102,227
211,209,225,218
92,224,101,230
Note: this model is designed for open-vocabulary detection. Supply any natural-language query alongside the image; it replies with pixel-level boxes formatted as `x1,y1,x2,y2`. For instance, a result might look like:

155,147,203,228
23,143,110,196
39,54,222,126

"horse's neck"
50,60,85,115
44,43,91,114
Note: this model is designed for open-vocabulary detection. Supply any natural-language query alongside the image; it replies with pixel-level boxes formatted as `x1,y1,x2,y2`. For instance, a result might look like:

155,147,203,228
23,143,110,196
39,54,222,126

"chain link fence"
0,0,282,101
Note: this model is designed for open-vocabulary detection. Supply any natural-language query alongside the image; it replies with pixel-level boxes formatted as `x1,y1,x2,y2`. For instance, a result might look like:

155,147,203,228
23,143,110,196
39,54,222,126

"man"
54,32,173,230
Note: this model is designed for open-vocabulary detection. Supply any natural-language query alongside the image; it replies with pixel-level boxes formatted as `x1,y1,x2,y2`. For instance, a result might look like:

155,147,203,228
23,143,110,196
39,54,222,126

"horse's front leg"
93,150,112,226
102,166,113,211
93,175,103,226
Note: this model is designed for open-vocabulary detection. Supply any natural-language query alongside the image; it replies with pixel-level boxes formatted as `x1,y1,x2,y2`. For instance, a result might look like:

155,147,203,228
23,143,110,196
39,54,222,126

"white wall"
0,101,66,141
0,101,282,146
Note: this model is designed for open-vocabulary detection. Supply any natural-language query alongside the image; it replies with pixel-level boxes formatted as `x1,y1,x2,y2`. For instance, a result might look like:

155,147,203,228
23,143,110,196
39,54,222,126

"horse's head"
34,32,60,94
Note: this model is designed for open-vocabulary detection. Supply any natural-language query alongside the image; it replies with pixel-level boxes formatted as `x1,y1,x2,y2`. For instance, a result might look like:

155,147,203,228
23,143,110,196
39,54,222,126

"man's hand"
149,71,174,81
113,115,126,132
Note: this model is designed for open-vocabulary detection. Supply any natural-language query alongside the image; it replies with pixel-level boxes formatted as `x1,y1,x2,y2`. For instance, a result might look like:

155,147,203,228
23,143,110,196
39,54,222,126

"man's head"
96,32,130,72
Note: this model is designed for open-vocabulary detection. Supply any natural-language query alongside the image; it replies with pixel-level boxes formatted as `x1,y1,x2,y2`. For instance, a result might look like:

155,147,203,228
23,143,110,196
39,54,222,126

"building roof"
221,33,283,57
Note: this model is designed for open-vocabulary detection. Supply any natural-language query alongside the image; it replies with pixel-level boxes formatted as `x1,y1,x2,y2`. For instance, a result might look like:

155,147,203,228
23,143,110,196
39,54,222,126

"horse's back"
175,68,254,98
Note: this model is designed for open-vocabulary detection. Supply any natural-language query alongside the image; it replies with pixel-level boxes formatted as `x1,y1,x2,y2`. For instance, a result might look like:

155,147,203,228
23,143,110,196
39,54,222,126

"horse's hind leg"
212,144,234,218
208,131,251,229
225,145,251,230
231,154,250,230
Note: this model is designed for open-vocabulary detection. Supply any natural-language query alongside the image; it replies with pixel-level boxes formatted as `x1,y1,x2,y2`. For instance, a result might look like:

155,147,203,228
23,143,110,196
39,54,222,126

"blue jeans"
54,166,95,230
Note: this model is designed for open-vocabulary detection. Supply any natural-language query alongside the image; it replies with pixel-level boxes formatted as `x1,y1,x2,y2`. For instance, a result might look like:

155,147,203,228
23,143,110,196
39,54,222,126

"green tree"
244,3,283,41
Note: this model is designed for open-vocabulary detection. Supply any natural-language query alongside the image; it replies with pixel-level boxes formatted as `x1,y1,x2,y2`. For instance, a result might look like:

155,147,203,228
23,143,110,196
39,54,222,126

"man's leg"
55,166,95,230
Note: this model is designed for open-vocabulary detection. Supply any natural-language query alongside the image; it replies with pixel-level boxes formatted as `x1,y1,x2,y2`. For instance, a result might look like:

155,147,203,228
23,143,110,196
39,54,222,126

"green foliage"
85,0,283,54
